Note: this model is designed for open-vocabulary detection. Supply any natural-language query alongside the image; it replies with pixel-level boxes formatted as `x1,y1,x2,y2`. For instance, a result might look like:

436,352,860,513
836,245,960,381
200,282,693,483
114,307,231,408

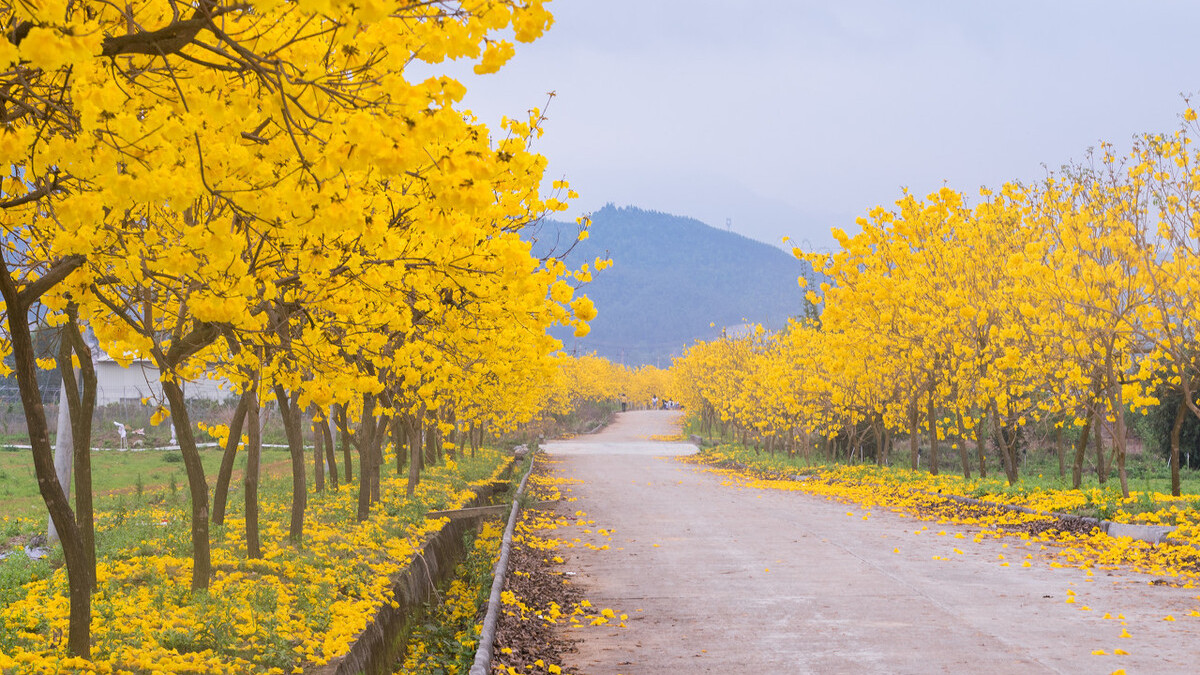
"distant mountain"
527,205,812,366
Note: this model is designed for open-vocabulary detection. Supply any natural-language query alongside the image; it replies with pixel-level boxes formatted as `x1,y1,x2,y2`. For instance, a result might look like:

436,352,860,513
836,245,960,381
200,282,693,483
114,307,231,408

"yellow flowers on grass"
0,452,513,673
689,454,1200,583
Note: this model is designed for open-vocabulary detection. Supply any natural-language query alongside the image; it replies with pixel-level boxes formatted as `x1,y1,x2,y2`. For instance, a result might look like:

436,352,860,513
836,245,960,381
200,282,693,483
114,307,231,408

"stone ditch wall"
312,458,516,675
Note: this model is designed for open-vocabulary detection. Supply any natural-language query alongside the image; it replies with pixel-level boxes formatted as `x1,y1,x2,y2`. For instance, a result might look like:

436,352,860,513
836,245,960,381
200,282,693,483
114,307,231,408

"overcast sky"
426,1,1200,251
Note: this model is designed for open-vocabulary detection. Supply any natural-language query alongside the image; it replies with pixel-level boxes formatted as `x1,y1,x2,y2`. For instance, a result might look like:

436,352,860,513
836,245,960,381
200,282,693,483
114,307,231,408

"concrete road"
545,410,1200,674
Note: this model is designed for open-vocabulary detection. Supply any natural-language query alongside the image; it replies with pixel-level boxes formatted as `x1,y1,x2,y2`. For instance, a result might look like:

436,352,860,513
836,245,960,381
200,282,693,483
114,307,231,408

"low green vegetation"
686,416,1200,514
0,446,293,527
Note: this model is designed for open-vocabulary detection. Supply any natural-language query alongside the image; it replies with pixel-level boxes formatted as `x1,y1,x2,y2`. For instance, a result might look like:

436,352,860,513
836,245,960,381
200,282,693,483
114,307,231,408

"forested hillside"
528,205,812,365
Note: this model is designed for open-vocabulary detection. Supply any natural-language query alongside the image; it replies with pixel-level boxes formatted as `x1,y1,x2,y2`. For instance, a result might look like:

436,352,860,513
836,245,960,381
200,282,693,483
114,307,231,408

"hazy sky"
426,1,1200,251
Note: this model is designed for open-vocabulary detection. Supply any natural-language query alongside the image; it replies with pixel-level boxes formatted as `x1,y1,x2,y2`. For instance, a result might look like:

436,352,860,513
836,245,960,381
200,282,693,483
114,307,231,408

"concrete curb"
469,453,538,675
310,458,517,675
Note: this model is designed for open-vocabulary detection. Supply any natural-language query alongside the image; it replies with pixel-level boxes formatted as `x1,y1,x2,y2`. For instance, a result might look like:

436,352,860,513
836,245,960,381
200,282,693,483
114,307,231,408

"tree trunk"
245,392,262,559
356,400,378,522
976,417,987,479
908,404,920,470
1071,410,1092,489
161,378,211,590
0,265,91,657
319,412,338,490
407,414,423,497
1170,396,1186,497
313,408,325,493
990,403,1019,485
50,379,73,544
425,420,439,466
370,414,384,503
391,414,406,474
1093,414,1107,485
274,385,306,546
396,415,409,475
335,404,352,483
927,390,939,476
1102,349,1127,496
212,390,252,526
954,410,971,479
60,319,97,592
1114,405,1129,498
444,410,458,461
1055,425,1065,478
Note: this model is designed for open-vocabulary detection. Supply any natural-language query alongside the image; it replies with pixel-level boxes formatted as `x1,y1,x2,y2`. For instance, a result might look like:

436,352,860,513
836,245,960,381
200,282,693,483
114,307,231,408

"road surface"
545,410,1199,674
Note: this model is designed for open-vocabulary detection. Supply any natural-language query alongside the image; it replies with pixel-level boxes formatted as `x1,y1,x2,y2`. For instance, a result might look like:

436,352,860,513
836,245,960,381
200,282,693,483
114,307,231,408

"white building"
84,330,234,405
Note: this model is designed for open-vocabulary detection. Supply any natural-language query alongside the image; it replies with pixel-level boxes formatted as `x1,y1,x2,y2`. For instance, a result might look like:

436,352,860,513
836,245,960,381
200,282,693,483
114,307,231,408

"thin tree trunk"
274,385,306,546
50,380,73,544
161,379,211,590
0,263,91,657
954,410,971,479
336,404,352,483
976,416,987,479
1071,409,1092,490
1114,405,1129,498
50,316,98,596
396,415,409,475
990,403,1019,485
1093,413,1107,485
370,414,384,503
212,390,252,526
245,392,262,559
319,413,338,490
313,407,325,493
445,410,458,461
872,418,883,466
407,415,423,497
1170,396,1186,497
355,396,378,521
1055,425,1065,478
908,404,920,471
927,389,939,476
882,426,892,466
425,420,439,465
60,319,97,592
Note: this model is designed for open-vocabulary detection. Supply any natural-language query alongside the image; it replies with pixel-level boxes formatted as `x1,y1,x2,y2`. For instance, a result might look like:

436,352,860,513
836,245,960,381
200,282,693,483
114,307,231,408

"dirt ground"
545,410,1200,674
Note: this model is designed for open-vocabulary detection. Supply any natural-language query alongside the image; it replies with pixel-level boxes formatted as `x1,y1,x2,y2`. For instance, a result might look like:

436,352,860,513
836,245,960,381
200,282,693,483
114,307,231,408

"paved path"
545,411,1200,674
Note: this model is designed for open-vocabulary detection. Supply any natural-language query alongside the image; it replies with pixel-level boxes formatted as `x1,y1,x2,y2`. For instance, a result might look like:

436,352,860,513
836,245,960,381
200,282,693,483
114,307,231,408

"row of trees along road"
674,105,1200,503
0,0,601,658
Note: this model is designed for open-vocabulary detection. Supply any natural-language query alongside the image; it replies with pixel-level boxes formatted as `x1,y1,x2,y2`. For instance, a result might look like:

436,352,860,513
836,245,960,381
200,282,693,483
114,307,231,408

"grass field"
0,441,515,673
684,417,1200,498
0,445,295,539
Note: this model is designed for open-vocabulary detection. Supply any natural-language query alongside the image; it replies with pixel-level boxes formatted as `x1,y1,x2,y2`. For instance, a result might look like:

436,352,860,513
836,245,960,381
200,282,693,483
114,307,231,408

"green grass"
0,446,294,530
686,415,1200,497
0,446,508,605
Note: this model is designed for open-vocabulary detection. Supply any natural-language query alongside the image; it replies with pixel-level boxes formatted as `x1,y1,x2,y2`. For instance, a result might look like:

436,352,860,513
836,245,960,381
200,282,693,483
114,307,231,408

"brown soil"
490,459,581,675
490,517,581,674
